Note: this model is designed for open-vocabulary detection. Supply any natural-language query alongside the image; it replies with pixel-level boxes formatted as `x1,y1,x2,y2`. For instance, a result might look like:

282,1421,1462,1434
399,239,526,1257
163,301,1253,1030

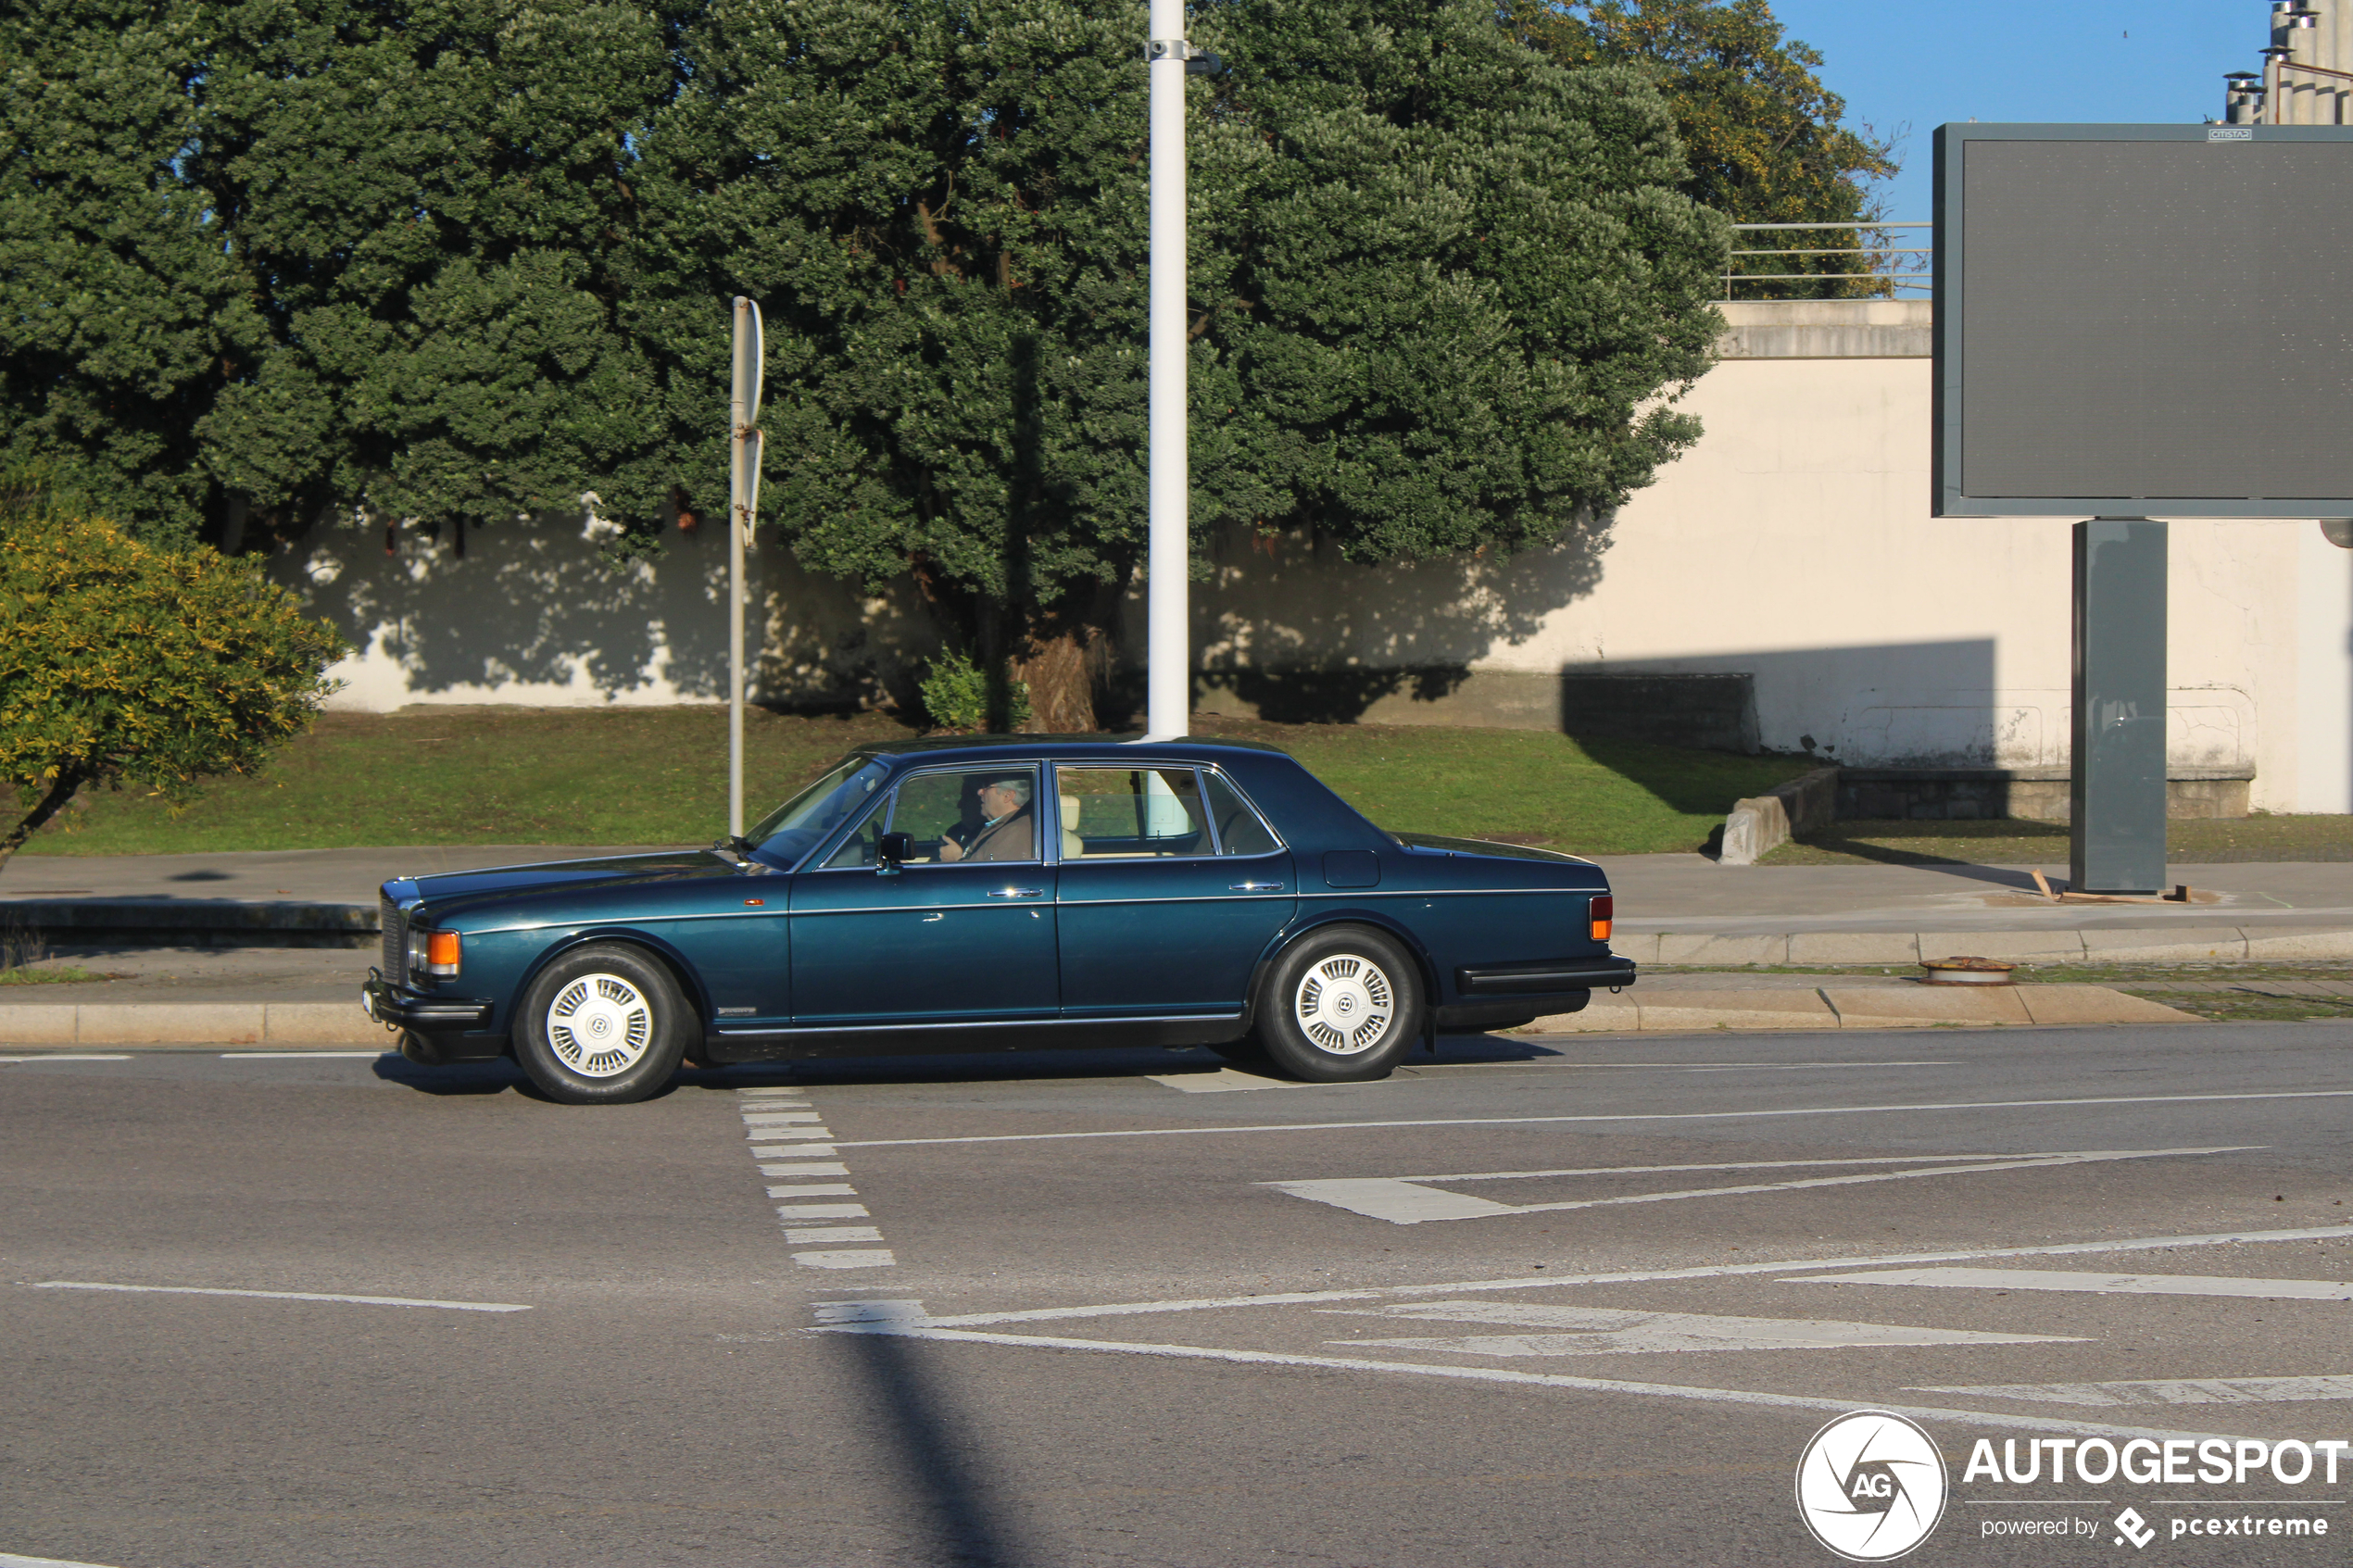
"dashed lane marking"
1322,1299,2081,1355
1797,1266,2353,1301
1909,1375,2353,1407
1265,1148,2248,1225
31,1282,528,1312
824,1088,2353,1149
1,1550,128,1567
0,1056,131,1064
736,1086,895,1270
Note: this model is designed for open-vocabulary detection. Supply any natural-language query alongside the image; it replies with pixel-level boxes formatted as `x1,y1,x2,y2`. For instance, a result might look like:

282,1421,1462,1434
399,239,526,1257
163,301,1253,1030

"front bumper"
363,970,497,1043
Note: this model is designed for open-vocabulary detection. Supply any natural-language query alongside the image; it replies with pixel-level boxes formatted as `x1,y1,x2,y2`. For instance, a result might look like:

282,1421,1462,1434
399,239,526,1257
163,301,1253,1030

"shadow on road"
833,1323,1032,1567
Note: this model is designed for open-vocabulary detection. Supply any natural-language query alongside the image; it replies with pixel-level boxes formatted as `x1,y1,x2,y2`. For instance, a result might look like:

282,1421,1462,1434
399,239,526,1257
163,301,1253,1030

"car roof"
852,733,1295,765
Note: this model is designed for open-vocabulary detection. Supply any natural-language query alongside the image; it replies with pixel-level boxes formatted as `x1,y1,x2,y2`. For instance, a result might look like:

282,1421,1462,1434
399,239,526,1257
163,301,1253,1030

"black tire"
1252,925,1423,1083
513,943,692,1104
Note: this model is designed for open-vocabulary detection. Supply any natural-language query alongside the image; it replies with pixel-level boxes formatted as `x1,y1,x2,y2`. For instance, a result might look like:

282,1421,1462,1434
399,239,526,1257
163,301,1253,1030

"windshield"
746,756,890,866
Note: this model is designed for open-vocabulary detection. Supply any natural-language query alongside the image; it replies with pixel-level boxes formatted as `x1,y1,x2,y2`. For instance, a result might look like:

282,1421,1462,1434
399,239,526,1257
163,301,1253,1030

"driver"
938,774,1034,863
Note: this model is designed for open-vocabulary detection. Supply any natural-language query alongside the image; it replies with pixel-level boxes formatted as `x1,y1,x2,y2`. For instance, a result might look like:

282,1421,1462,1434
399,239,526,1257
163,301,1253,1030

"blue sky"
1768,1,2264,220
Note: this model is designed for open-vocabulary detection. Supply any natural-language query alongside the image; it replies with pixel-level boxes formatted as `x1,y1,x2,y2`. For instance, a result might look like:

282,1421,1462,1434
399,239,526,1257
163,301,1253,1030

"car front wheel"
514,943,691,1104
1253,926,1422,1083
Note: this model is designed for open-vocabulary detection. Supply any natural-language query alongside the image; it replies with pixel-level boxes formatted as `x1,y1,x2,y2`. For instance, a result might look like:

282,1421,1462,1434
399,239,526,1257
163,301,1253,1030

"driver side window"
819,791,890,870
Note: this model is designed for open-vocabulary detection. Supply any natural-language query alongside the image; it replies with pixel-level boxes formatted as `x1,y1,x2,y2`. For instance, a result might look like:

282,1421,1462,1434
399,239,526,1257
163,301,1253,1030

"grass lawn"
1761,815,2353,868
12,708,1817,859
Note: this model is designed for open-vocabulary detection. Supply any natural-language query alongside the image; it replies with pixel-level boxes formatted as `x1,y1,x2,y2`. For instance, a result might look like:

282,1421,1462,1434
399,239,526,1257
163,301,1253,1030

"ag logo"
1795,1411,1948,1561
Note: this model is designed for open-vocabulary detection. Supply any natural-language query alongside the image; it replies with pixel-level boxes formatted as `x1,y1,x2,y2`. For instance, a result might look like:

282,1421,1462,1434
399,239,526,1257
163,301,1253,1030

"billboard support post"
2070,519,2169,894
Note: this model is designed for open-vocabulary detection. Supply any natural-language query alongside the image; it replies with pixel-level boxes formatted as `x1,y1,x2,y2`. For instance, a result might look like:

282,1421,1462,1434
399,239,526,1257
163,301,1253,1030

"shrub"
0,506,346,865
917,648,1029,734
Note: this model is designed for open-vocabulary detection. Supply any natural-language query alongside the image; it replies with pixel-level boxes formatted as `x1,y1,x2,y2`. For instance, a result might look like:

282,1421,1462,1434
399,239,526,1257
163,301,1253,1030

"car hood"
402,848,736,909
1391,831,1594,866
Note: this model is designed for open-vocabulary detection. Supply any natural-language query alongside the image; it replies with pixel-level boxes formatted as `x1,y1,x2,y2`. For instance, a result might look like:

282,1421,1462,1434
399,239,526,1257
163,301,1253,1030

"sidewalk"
3,846,2339,1045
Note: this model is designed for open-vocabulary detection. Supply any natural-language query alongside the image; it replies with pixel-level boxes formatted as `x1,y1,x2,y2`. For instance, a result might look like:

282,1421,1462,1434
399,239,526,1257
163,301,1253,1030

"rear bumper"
1454,955,1638,997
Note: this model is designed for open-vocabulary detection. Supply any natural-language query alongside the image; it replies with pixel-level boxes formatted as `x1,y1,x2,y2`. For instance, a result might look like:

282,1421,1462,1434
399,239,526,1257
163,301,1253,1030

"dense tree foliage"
1514,0,1899,297
0,484,345,866
1,0,1756,726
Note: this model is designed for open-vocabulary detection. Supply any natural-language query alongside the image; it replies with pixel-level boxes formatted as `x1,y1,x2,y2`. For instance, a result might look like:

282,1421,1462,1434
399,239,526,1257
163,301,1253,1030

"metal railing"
1723,221,1930,301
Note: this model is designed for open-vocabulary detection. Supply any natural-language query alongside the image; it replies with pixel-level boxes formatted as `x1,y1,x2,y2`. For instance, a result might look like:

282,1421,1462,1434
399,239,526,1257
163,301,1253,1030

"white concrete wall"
269,513,936,713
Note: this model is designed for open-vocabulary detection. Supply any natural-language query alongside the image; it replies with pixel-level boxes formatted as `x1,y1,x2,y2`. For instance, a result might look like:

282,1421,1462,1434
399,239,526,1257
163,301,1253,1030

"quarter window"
1056,768,1212,858
1203,771,1279,856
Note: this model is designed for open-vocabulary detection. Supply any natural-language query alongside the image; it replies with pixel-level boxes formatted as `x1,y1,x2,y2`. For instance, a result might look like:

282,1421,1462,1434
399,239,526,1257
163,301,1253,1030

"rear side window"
1057,767,1211,858
1204,771,1279,856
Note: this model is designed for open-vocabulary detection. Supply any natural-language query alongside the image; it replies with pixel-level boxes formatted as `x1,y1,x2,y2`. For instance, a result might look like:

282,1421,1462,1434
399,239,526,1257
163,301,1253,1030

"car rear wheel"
514,944,691,1104
1252,926,1422,1083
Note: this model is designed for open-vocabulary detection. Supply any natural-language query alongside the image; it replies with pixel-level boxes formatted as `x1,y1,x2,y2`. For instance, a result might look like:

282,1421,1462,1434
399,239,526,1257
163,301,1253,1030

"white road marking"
0,1056,131,1064
1799,1267,2353,1301
0,1550,129,1567
828,1088,2353,1148
220,1051,388,1060
1911,1375,2353,1408
1267,1148,2244,1225
1324,1300,2079,1355
911,1222,2353,1329
31,1281,528,1312
793,1249,897,1269
1145,1068,1311,1094
816,1321,2246,1444
734,1091,896,1270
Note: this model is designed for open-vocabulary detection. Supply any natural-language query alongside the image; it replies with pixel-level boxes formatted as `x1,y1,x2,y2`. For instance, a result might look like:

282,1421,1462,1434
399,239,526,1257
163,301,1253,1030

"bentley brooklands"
361,735,1635,1103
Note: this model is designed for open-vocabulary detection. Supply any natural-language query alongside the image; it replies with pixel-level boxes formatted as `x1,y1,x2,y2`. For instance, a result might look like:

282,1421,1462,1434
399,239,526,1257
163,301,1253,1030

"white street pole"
727,295,764,840
1145,0,1189,737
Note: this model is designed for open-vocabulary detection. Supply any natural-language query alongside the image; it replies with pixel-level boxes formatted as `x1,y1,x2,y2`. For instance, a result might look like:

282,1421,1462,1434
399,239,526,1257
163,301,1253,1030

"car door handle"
986,887,1046,898
1228,881,1285,892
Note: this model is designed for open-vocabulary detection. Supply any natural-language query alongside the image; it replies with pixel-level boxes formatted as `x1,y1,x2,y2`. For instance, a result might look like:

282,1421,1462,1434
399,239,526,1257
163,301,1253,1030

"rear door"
788,764,1059,1025
1052,763,1295,1020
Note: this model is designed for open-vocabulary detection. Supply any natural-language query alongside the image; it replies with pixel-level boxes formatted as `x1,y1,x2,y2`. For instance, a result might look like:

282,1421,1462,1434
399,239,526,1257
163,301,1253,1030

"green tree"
648,0,1725,728
0,491,346,866
1513,0,1900,297
1200,0,1729,565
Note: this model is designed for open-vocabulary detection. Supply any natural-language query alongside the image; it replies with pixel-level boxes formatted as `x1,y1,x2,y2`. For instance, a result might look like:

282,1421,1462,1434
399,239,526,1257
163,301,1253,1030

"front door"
788,765,1059,1026
1052,764,1296,1019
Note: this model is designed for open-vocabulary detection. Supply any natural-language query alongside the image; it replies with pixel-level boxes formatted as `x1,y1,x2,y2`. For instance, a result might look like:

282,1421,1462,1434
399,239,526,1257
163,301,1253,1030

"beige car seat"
1060,794,1085,859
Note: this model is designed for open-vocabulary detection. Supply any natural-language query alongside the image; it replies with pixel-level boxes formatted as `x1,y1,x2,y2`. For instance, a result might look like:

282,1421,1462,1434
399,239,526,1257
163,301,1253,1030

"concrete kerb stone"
2079,928,2249,963
1819,986,2033,1028
1636,991,1840,1031
2015,986,2200,1026
0,1005,77,1046
264,1001,392,1045
1655,934,1788,966
1914,931,2087,963
2239,928,2353,961
1787,932,1921,967
75,1003,265,1045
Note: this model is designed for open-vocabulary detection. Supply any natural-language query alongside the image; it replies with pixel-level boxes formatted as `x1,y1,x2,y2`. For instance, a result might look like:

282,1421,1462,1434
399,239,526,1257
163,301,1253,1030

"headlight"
408,925,461,978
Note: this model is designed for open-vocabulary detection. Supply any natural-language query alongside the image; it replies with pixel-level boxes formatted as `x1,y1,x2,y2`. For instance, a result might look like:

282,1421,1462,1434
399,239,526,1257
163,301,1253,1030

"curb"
0,1000,392,1047
1535,984,2197,1033
1616,926,2353,966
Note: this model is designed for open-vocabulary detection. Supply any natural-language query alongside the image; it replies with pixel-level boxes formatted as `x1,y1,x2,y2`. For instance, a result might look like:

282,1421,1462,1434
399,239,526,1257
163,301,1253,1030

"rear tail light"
424,929,461,977
1589,895,1614,944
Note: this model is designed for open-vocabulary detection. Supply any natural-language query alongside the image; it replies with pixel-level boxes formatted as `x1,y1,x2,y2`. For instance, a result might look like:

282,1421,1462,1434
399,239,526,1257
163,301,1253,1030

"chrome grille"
380,897,405,979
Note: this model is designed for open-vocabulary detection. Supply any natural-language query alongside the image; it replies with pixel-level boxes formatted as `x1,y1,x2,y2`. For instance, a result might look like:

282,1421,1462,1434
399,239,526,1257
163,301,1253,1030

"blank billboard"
1934,123,2353,517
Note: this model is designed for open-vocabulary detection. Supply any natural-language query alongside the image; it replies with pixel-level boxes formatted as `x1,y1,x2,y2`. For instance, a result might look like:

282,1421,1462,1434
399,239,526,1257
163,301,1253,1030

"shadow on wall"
266,514,937,709
1145,516,1616,724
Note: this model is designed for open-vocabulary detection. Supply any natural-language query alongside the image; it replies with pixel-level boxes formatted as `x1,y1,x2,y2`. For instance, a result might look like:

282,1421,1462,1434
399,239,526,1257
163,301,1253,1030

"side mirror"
877,832,912,870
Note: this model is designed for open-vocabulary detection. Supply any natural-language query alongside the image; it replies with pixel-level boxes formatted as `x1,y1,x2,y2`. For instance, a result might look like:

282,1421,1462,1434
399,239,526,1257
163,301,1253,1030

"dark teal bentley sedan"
362,735,1633,1103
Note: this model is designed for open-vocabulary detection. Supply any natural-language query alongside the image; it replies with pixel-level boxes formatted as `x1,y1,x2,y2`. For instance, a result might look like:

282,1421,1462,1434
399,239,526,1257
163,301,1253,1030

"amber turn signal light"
425,928,461,976
1589,895,1614,944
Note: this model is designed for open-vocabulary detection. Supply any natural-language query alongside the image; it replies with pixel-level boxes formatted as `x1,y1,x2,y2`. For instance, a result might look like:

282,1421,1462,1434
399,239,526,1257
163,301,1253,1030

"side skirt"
703,1013,1250,1064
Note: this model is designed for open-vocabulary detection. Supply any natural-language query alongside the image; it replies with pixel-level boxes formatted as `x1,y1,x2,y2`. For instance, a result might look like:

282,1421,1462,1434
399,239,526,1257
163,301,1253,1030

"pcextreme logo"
1796,1411,1950,1562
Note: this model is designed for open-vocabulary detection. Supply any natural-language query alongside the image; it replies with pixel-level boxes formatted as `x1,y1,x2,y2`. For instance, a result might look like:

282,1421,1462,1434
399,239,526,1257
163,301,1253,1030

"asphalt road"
6,1023,2353,1567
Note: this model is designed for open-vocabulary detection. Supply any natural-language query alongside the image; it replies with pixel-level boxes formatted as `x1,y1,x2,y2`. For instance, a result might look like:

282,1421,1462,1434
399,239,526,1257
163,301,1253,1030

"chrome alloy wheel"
1291,953,1396,1055
546,972,654,1078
